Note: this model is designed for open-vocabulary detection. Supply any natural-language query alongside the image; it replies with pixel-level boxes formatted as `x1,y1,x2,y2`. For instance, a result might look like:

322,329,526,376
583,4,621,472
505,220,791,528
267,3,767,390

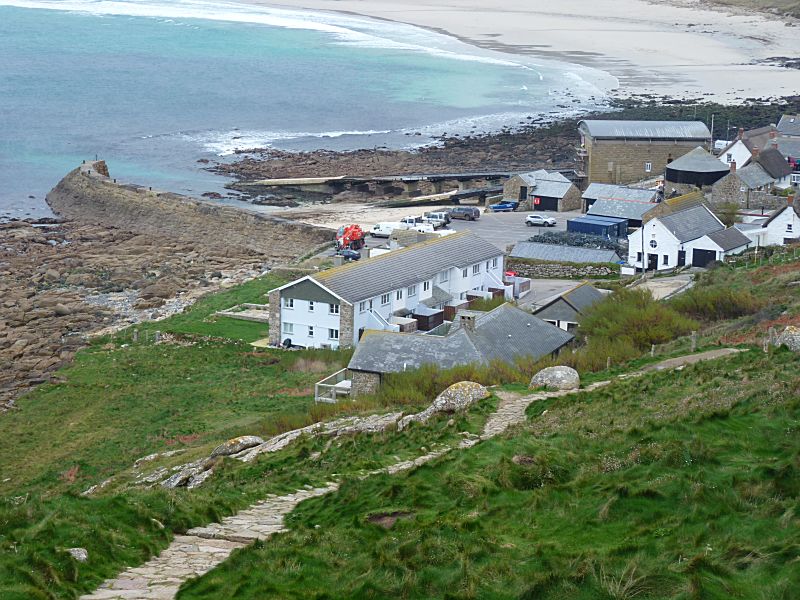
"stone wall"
507,257,619,279
351,370,381,398
711,173,787,210
46,162,335,264
268,290,281,346
560,185,583,211
587,139,698,184
339,303,355,349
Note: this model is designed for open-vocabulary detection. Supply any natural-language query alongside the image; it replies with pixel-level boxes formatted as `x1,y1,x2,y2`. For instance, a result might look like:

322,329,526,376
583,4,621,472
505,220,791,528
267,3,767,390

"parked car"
423,211,451,228
449,206,481,221
370,222,400,238
525,214,557,227
336,248,361,261
487,201,520,213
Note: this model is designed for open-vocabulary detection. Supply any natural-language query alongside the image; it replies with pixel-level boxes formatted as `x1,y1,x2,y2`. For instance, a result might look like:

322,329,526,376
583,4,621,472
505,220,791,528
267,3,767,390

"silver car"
525,214,557,227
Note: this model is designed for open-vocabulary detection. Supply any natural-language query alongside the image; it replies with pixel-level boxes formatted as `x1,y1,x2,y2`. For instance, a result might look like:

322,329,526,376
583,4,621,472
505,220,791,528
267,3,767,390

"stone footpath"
81,350,741,599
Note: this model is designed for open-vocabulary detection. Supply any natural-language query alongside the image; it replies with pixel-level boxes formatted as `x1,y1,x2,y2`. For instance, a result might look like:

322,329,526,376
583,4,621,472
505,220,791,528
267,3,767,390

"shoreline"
257,0,800,103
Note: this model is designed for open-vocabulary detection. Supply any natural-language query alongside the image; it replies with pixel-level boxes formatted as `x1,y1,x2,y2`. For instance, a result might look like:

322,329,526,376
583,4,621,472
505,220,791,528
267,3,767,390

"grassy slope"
178,348,800,600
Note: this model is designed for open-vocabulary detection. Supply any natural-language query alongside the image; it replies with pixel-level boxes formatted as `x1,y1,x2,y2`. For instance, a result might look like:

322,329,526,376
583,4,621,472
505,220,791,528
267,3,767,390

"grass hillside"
0,255,798,598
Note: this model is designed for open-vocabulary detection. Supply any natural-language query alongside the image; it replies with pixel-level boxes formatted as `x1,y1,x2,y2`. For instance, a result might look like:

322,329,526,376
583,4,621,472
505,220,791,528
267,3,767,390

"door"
519,185,528,201
677,250,686,267
647,253,658,271
692,248,717,267
534,196,559,211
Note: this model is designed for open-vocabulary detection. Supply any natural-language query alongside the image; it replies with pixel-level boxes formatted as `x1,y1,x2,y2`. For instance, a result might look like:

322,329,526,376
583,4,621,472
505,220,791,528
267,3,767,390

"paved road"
636,273,693,300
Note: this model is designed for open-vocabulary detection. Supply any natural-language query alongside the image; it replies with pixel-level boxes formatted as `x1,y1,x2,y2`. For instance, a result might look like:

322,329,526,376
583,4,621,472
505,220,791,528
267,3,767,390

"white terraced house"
268,231,508,349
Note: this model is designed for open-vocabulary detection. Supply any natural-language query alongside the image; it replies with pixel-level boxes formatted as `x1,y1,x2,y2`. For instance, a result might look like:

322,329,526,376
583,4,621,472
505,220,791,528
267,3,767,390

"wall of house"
559,185,583,211
764,207,800,246
351,370,381,398
586,139,698,184
718,140,751,169
279,298,343,348
628,220,682,271
503,175,530,201
711,174,787,210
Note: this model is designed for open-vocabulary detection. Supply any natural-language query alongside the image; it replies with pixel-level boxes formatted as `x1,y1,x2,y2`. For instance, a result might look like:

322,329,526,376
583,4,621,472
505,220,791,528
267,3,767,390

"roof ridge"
314,230,472,281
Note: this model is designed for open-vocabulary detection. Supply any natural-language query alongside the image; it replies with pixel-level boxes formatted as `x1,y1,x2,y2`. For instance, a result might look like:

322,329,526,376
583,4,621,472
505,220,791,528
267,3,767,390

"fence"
725,244,800,269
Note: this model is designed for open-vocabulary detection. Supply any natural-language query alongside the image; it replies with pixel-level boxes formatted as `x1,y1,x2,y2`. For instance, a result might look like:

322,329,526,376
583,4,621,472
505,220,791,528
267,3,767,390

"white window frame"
283,297,294,309
726,153,732,163
462,268,468,278
423,281,431,292
381,293,390,305
645,161,652,173
396,289,403,301
472,264,480,275
308,301,314,312
492,257,498,268
359,301,367,313
329,303,340,315
308,325,314,337
439,270,449,283
788,223,794,233
663,254,669,266
408,285,417,297
328,328,339,340
282,322,294,335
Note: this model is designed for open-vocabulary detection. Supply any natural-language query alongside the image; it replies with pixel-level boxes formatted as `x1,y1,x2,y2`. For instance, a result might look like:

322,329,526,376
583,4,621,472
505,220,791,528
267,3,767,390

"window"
282,322,294,335
408,285,417,297
663,254,669,266
308,326,314,337
328,328,339,340
329,303,340,315
791,174,800,184
462,268,468,278
486,261,490,270
637,252,643,262
788,224,794,233
459,291,467,300
381,293,390,305
423,281,431,292
726,153,733,163
308,301,314,312
439,270,449,283
283,297,294,309
472,264,480,275
649,239,658,249
396,289,403,301
492,257,498,268
359,301,367,313
645,161,652,173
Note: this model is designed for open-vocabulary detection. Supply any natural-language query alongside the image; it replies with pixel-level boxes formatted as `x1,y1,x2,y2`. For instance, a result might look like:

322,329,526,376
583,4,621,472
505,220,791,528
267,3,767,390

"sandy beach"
262,0,800,102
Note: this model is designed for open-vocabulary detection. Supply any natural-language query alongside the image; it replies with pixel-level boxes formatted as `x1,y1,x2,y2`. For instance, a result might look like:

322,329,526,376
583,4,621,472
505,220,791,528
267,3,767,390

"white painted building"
628,204,750,270
735,201,800,247
268,231,508,349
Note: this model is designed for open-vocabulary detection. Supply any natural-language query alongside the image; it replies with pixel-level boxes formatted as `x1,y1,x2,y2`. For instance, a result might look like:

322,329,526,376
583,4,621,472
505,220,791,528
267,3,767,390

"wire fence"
725,244,800,269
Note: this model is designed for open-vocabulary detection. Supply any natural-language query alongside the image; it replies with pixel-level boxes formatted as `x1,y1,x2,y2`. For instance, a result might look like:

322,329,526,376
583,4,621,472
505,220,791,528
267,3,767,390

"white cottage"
735,199,800,247
628,204,750,270
268,231,508,349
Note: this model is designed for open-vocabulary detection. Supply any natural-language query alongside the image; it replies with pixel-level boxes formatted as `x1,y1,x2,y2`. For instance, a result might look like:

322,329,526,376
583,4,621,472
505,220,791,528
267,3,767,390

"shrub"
670,286,762,321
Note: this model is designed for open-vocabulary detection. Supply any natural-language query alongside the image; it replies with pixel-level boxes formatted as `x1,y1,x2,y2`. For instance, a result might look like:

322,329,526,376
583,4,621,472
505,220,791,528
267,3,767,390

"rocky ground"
0,220,268,411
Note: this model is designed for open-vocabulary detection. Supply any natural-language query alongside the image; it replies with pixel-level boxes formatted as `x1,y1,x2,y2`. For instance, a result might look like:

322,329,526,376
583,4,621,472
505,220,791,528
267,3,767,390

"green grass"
178,349,800,600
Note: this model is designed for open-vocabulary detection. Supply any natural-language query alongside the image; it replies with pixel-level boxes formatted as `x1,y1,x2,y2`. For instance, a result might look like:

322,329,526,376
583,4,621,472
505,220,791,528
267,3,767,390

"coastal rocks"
775,325,800,352
66,548,89,562
530,366,580,391
210,436,264,458
399,381,489,430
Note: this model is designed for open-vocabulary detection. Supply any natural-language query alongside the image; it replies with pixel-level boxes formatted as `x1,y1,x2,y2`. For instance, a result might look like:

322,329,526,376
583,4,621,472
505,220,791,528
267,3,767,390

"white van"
370,222,401,238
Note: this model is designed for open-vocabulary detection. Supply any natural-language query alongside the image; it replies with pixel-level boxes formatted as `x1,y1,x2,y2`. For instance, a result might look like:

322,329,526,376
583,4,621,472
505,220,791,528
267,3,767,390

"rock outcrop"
775,325,800,352
530,366,580,391
398,381,490,430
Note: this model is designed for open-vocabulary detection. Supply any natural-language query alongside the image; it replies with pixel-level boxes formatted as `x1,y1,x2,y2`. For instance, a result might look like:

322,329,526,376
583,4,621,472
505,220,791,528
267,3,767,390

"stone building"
577,120,711,185
711,147,794,209
664,146,730,196
503,169,581,211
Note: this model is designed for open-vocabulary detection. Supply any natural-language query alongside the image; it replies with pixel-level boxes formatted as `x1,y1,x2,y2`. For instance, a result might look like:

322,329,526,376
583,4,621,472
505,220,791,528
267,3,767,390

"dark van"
450,206,481,221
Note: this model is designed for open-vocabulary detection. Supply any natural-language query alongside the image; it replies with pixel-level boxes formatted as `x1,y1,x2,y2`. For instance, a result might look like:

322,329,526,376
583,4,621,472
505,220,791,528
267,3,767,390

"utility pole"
710,113,715,151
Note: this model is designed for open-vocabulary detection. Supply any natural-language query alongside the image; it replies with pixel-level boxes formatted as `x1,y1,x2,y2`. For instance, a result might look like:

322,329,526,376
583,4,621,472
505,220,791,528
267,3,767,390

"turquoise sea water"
0,1,615,219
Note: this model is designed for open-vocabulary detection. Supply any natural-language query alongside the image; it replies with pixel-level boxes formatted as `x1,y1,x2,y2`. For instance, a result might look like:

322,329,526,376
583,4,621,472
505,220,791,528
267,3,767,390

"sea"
0,0,617,220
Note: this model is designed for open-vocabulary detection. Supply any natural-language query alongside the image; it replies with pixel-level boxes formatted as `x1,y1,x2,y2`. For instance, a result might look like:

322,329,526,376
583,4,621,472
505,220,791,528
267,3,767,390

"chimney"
789,194,795,207
737,127,744,140
730,160,736,173
752,146,760,159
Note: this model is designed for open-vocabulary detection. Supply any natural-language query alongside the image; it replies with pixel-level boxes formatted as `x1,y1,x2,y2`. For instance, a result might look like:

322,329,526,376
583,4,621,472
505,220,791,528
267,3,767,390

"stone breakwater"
0,162,334,411
47,162,334,261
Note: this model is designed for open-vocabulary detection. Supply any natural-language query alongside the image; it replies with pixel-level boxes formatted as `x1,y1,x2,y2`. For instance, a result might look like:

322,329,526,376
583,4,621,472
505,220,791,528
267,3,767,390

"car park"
370,222,400,237
525,214,557,227
487,201,519,213
449,206,481,221
336,248,361,261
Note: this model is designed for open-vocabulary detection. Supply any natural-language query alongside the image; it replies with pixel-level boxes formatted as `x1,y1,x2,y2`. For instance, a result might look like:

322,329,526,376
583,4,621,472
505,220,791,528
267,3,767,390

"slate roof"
775,137,800,160
421,285,452,308
510,242,621,264
755,147,792,179
348,303,573,374
588,198,656,221
579,120,711,140
562,284,606,312
736,163,775,189
777,114,800,137
658,205,723,242
516,170,573,199
582,183,658,203
706,227,750,251
534,284,605,324
667,147,730,173
311,231,501,303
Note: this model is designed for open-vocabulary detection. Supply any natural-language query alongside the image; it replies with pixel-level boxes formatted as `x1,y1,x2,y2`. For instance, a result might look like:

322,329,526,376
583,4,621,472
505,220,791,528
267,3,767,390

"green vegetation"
178,348,800,599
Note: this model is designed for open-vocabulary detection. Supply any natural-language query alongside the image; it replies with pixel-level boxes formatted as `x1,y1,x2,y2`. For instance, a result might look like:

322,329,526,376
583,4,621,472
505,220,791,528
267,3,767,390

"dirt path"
81,348,744,599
